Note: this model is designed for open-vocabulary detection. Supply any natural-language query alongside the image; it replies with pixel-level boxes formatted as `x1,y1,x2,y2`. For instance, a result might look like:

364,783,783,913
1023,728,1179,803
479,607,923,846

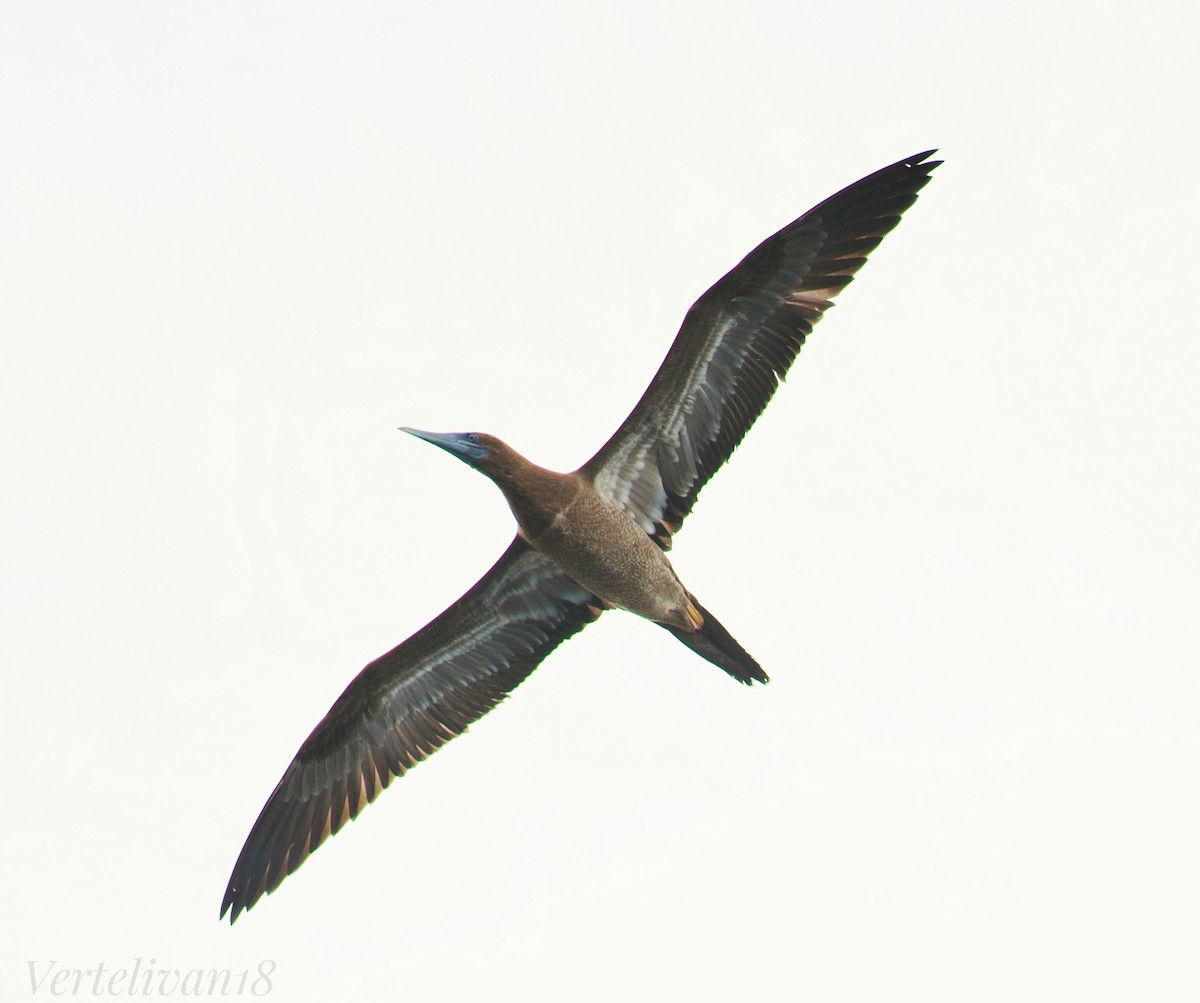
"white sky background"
2,1,1198,1000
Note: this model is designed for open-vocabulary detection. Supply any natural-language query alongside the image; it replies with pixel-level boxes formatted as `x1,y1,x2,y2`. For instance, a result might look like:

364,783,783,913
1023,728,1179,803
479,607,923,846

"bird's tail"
662,596,769,685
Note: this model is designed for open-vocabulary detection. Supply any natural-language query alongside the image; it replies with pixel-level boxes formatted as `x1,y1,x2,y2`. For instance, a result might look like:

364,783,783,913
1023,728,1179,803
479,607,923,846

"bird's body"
529,483,696,627
221,150,940,922
429,436,694,625
406,430,748,669
487,442,697,628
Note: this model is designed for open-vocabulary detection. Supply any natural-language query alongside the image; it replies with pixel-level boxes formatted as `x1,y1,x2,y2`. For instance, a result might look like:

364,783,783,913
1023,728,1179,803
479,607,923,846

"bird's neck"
484,450,583,541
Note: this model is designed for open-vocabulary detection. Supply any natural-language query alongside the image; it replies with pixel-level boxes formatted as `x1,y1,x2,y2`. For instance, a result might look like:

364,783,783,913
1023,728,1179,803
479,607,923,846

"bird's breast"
523,489,691,625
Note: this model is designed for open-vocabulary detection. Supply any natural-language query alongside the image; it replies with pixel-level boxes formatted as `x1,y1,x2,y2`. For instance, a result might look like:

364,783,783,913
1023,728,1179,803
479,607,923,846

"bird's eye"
467,433,479,443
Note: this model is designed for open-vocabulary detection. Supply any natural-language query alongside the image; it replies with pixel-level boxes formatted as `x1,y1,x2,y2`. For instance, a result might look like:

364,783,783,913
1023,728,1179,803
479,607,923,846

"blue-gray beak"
400,427,488,464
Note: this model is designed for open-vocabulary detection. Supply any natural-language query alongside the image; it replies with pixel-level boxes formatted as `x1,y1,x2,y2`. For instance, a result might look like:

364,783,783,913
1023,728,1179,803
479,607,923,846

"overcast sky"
3,2,1198,1001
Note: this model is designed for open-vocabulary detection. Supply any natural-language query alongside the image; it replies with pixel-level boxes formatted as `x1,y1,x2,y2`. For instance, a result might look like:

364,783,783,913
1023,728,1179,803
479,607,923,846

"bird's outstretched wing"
221,537,601,923
583,150,940,549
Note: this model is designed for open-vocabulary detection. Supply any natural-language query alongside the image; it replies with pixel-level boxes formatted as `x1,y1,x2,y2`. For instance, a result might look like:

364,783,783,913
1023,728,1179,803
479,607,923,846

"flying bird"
221,149,940,922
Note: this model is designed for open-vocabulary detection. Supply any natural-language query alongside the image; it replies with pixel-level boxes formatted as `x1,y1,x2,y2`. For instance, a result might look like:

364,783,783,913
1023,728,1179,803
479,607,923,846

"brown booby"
221,150,940,922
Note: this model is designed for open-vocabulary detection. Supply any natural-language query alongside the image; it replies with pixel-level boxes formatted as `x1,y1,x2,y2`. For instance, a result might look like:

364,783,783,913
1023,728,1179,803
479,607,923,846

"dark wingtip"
875,149,942,187
905,149,943,179
897,149,941,171
219,841,263,925
908,148,939,162
220,890,242,925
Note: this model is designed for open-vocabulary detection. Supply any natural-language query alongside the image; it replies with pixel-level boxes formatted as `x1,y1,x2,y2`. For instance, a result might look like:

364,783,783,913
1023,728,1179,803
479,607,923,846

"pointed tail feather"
663,597,769,685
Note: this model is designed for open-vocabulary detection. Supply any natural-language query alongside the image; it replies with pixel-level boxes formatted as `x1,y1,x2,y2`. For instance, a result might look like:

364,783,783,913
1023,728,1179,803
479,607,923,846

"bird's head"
400,428,507,474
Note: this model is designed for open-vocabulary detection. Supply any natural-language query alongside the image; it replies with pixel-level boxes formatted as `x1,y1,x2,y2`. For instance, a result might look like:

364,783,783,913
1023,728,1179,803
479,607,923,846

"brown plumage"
220,150,940,923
